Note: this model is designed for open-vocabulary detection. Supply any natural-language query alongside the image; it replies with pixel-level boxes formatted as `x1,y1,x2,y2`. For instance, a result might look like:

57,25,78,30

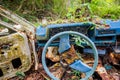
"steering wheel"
42,31,98,80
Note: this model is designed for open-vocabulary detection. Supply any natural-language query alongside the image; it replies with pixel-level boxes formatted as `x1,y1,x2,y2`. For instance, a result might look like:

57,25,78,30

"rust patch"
61,45,79,64
46,47,60,62
49,63,65,79
0,33,31,80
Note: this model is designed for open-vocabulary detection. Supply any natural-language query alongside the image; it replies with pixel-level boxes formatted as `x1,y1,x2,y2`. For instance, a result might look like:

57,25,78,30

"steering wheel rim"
42,31,98,80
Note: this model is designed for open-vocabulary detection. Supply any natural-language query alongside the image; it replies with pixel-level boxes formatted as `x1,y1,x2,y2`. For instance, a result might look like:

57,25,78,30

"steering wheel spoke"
58,34,71,54
69,60,92,73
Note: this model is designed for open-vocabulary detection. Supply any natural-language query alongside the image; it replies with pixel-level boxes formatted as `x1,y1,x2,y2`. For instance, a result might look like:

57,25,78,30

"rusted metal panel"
0,5,35,39
0,5,38,71
49,63,65,79
109,52,120,65
0,33,32,80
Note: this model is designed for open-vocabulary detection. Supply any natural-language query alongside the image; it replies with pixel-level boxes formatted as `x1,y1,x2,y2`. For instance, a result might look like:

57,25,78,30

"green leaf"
16,71,25,79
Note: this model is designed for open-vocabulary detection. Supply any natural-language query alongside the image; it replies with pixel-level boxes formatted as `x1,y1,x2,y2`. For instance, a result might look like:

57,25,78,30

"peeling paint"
0,33,32,80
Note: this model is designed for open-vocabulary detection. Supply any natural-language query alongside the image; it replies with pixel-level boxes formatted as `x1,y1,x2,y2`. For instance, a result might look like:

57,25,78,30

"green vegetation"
16,71,25,79
90,0,120,19
0,0,120,22
71,69,81,79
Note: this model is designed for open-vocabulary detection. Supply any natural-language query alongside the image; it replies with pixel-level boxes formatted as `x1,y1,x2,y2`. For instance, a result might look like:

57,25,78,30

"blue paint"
92,20,120,46
36,26,46,37
104,64,112,70
69,60,92,72
109,20,120,29
36,22,95,47
36,22,94,39
36,20,120,55
58,35,71,53
83,48,106,55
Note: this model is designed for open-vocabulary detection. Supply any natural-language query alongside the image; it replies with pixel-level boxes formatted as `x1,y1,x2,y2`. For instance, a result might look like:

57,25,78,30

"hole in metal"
1,52,4,54
12,58,22,69
0,69,3,77
14,48,17,50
